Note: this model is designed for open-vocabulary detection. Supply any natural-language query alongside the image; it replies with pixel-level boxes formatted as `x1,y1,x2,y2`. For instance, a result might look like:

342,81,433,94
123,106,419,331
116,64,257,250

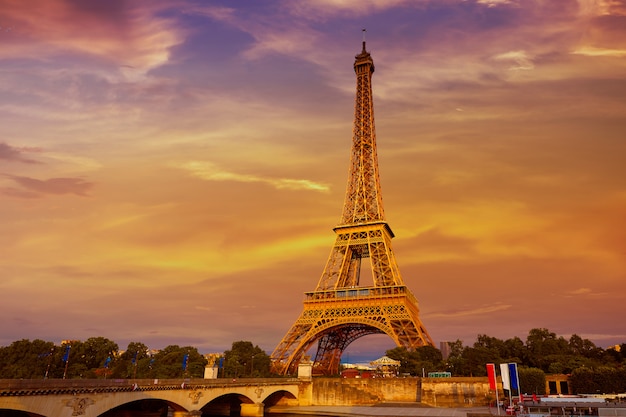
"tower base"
271,285,433,375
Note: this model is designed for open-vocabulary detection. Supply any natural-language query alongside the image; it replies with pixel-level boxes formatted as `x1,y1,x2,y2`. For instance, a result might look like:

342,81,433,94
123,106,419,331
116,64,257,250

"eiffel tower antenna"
270,39,434,376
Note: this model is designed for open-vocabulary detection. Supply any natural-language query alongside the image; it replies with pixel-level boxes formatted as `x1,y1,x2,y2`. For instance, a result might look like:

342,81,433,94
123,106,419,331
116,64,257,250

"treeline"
1,327,624,389
0,338,270,380
384,327,626,395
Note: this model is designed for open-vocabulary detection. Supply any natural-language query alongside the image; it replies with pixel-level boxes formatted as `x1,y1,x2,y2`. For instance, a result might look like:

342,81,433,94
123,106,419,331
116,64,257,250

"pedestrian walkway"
268,404,492,417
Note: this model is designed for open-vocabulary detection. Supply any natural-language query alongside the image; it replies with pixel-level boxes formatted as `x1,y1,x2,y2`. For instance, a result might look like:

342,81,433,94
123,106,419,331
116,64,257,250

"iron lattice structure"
270,42,434,376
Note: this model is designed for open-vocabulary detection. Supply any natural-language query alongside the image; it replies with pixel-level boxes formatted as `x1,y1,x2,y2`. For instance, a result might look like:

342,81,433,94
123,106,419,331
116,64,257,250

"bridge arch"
99,398,185,416
197,385,299,412
262,389,298,407
67,390,189,417
0,408,45,417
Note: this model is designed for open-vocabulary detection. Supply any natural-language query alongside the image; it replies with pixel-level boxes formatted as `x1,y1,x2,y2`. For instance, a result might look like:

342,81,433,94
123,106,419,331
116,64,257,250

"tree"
445,339,466,376
459,347,494,377
150,345,207,378
385,346,443,376
502,337,527,363
519,367,546,395
223,341,270,378
0,339,56,378
65,337,119,378
386,346,413,375
570,367,626,394
525,328,569,371
111,342,149,378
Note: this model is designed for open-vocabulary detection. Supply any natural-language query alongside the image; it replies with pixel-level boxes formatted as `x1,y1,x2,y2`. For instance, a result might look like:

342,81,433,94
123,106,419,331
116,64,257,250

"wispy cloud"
572,47,626,57
179,161,330,192
428,303,512,319
3,175,93,197
477,0,514,7
0,142,40,164
493,50,535,71
568,287,592,295
563,288,611,298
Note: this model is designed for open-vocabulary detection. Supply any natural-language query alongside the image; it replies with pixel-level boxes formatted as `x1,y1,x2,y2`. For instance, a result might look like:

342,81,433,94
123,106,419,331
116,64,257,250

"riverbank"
267,404,493,417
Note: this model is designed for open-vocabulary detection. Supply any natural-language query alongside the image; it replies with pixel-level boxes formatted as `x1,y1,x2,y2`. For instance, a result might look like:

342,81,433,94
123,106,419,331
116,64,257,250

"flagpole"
44,347,54,379
496,379,501,416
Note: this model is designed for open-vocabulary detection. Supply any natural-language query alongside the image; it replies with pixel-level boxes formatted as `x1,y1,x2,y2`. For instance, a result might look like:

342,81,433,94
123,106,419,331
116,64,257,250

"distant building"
440,341,451,360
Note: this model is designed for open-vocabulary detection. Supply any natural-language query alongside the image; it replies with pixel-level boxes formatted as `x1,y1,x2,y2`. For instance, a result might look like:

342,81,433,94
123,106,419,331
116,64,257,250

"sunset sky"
1,0,625,361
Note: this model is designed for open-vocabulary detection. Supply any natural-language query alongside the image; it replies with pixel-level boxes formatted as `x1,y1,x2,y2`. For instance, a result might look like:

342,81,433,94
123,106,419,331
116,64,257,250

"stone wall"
421,377,494,408
311,378,420,405
309,377,496,408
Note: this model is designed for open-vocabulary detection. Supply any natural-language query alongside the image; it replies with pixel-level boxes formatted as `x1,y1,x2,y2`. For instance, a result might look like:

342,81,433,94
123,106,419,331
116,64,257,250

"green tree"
0,339,56,378
385,346,443,376
111,342,149,378
525,328,569,371
475,334,506,356
445,339,466,376
459,347,494,376
568,334,603,360
502,337,527,363
65,337,119,378
602,344,624,366
570,366,626,394
519,367,546,395
223,341,270,378
150,345,207,378
386,346,413,375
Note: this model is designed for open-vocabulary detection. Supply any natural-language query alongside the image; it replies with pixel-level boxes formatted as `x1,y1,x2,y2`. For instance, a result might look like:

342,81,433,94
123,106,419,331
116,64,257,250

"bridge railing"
0,377,300,396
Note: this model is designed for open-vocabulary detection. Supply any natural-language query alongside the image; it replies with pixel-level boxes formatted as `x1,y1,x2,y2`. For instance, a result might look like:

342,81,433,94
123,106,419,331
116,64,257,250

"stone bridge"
0,378,306,417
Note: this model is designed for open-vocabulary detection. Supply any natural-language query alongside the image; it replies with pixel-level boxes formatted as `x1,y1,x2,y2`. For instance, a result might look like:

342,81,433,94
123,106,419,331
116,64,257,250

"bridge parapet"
0,378,303,417
0,377,298,395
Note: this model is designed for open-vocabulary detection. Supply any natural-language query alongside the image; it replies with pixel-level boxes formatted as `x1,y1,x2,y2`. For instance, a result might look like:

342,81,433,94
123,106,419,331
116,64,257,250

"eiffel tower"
270,40,434,376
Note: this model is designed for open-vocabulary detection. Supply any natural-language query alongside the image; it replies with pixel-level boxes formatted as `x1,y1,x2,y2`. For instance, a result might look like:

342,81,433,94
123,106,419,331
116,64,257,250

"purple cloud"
5,175,93,197
0,142,40,164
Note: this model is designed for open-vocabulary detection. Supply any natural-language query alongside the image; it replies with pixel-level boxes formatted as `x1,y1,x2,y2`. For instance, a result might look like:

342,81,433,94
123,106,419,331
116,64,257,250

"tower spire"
343,35,379,226
362,28,367,52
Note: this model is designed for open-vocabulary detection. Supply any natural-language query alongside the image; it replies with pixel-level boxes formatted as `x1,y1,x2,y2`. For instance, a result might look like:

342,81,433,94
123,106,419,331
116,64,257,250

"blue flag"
218,357,224,368
62,345,71,363
182,354,189,371
104,357,111,368
132,351,138,365
508,363,519,390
